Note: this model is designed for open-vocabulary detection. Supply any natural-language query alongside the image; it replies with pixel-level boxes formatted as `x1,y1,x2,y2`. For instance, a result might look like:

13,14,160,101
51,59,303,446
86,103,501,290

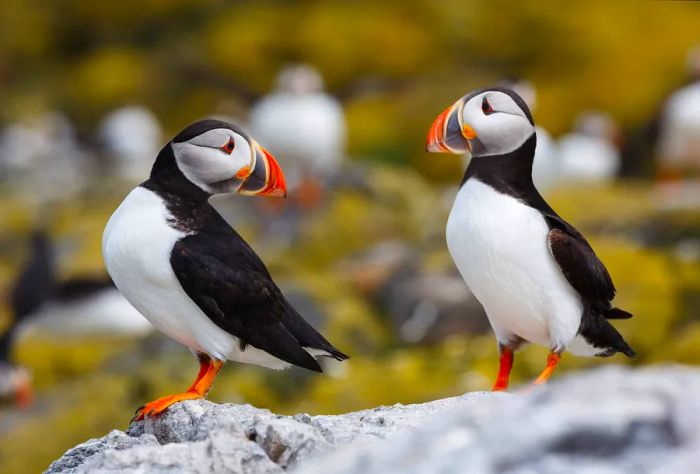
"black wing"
545,216,631,319
546,218,615,304
170,220,347,372
479,176,633,321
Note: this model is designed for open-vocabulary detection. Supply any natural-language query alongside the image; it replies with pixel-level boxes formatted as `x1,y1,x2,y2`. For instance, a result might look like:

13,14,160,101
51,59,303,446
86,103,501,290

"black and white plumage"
1,230,153,408
497,78,561,191
427,88,634,390
103,119,347,418
5,232,151,338
0,231,49,408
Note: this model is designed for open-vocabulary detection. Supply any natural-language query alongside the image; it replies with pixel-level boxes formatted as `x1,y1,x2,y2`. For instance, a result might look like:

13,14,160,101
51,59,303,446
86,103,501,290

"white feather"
446,179,593,354
102,186,292,369
461,91,535,157
18,288,153,336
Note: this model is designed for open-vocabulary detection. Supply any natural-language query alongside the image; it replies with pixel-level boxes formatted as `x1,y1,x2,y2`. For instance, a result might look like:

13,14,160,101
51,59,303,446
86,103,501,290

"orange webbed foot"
133,391,203,421
132,355,224,422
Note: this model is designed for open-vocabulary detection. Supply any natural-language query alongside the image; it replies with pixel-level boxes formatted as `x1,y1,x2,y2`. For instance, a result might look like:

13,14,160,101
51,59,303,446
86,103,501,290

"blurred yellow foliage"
1,1,700,472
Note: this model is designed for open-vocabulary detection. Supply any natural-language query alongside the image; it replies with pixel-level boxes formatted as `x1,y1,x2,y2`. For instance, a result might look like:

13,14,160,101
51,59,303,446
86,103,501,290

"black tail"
320,347,350,362
580,307,636,358
605,307,633,320
254,322,324,372
282,309,349,362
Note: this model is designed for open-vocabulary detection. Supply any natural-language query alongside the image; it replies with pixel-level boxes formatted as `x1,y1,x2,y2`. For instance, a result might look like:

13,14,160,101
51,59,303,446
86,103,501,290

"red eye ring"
221,138,235,154
482,97,494,115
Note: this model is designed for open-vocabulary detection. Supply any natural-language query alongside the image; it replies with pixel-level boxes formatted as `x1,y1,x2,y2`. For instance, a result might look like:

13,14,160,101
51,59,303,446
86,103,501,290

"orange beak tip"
426,104,455,154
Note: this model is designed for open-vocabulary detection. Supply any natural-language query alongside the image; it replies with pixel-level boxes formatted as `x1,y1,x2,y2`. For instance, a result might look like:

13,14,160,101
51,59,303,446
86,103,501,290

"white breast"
102,187,291,368
446,179,583,352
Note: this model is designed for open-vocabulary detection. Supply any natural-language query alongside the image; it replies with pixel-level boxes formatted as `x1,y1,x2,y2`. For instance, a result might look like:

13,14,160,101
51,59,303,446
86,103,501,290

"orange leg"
492,347,514,392
186,354,212,392
532,351,562,386
134,356,224,421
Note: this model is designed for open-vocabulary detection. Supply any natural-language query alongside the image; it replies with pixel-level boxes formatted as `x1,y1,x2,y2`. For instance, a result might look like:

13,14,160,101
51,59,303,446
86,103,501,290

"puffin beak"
14,368,34,408
14,374,34,409
239,142,287,198
426,99,475,154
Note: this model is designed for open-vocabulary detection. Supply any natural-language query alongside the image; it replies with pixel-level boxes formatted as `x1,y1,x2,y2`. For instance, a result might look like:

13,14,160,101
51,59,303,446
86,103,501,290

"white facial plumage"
171,128,253,194
462,91,535,157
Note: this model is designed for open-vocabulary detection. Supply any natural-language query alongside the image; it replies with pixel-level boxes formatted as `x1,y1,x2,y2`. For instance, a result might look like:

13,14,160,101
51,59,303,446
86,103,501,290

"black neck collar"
462,133,537,194
460,134,556,215
142,144,210,204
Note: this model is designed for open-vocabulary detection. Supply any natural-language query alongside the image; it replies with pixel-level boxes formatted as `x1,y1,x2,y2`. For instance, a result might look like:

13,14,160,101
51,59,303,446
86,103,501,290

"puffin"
655,44,700,180
102,119,348,419
426,87,635,390
558,111,621,184
6,231,152,338
248,65,346,208
0,232,51,408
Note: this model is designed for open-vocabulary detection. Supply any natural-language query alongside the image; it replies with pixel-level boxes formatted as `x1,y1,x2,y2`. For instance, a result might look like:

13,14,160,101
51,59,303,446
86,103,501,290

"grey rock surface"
47,366,700,474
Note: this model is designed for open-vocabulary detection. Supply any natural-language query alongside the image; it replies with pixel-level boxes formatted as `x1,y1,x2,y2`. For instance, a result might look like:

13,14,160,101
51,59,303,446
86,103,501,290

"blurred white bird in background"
0,112,92,204
558,111,621,184
651,45,700,210
656,45,700,180
98,105,163,183
249,65,347,205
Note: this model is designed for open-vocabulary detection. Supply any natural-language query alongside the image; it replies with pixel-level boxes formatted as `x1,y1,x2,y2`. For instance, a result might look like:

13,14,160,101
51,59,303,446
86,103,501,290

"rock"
302,366,700,474
381,272,490,343
340,241,489,343
340,241,419,296
47,366,700,474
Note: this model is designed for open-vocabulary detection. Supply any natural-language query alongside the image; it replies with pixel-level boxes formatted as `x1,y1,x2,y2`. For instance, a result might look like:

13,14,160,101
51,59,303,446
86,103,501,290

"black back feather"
143,173,348,371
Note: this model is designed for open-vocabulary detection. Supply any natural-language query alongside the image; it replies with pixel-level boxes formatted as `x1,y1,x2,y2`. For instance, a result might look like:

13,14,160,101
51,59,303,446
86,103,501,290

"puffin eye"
221,138,235,154
482,97,494,115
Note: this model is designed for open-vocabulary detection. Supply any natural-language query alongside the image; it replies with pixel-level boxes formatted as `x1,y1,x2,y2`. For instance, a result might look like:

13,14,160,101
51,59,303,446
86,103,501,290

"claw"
130,405,146,424
132,392,202,420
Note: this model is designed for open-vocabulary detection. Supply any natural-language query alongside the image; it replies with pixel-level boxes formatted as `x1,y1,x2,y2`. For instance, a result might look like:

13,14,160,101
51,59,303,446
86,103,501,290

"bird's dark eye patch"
481,97,494,115
221,138,235,154
482,97,494,115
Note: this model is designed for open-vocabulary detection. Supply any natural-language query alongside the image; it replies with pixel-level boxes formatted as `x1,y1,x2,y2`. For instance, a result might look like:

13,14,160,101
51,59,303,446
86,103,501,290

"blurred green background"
1,0,700,472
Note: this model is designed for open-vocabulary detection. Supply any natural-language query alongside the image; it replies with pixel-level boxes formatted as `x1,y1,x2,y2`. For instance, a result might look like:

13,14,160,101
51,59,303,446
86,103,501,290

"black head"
427,87,535,158
150,119,286,199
